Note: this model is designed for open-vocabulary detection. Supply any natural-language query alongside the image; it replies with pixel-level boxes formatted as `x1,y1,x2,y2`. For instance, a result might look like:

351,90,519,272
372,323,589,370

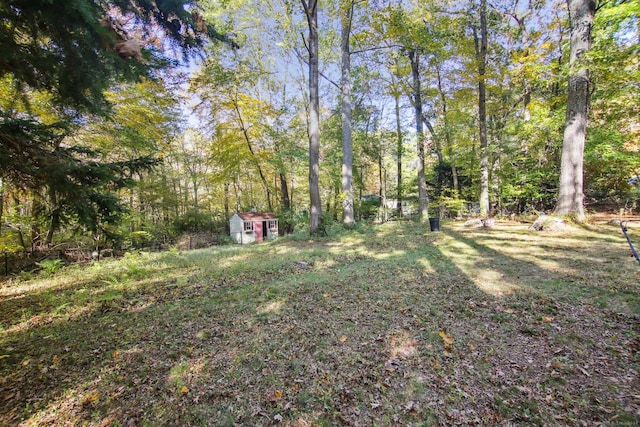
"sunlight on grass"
0,304,97,337
417,258,436,273
327,238,367,248
472,269,519,297
2,221,639,426
257,299,286,315
0,279,53,297
207,250,255,270
373,249,408,260
437,233,521,297
168,362,191,389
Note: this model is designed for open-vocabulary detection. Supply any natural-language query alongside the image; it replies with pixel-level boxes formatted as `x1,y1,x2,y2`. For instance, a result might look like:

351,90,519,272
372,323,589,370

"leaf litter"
0,220,638,426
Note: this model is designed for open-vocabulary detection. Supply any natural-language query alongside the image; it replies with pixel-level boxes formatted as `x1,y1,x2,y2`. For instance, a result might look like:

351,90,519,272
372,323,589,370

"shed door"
254,221,263,242
262,221,268,240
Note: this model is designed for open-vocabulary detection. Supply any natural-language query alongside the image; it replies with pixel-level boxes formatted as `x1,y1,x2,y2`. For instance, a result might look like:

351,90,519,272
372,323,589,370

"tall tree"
435,64,459,192
474,0,490,217
301,0,323,234
408,49,430,221
554,0,596,220
392,76,404,218
177,130,211,212
340,0,355,225
376,4,432,221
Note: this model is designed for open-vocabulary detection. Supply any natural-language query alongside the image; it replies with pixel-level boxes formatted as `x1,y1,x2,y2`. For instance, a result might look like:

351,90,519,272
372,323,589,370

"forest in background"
0,0,638,256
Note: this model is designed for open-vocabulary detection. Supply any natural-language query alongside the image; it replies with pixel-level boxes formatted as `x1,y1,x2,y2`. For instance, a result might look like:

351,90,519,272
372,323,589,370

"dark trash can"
429,217,440,232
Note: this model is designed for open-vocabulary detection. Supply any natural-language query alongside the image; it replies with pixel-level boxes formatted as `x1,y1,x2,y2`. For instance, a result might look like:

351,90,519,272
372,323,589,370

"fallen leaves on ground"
1,221,638,426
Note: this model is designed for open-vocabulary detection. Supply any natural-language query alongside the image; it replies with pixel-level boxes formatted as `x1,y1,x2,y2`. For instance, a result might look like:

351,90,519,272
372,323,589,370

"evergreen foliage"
0,0,233,114
0,0,229,244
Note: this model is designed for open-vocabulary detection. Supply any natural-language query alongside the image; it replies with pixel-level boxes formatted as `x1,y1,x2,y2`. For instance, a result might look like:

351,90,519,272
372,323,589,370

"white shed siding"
230,212,278,244
229,214,249,244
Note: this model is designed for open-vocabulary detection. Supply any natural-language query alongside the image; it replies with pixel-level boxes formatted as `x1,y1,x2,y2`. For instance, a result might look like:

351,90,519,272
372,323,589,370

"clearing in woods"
1,219,639,426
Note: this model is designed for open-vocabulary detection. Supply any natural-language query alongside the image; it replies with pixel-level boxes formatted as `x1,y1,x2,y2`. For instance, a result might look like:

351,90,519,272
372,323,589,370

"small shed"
230,212,279,244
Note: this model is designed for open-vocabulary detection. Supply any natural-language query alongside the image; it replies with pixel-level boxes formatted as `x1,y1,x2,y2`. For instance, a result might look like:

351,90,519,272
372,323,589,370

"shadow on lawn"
429,226,639,424
0,241,347,424
0,227,473,425
442,226,639,311
0,257,211,424
1,223,638,425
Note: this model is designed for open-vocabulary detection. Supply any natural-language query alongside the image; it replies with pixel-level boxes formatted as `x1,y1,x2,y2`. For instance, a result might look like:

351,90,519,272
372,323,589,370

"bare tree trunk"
222,182,230,233
224,183,230,218
340,0,354,225
555,0,595,221
279,173,290,210
408,49,429,221
234,178,241,212
0,181,4,235
192,178,199,211
422,115,442,164
475,0,490,217
44,188,58,247
302,0,322,234
394,90,403,218
277,69,292,214
379,153,387,222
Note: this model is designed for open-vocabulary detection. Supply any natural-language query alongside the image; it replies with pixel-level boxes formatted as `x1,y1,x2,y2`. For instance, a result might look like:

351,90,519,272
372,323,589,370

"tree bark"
422,114,442,165
224,182,230,218
0,181,4,235
302,0,322,234
475,0,490,217
192,177,199,211
408,49,429,221
394,90,403,218
379,150,387,222
554,0,595,221
340,0,354,225
279,173,290,211
44,188,59,247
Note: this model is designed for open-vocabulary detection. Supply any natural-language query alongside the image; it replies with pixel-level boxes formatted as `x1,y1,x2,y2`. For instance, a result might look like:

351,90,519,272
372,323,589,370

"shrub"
435,190,467,218
172,210,220,233
217,236,237,245
0,230,23,254
358,196,381,220
37,259,64,276
124,231,154,248
278,210,308,235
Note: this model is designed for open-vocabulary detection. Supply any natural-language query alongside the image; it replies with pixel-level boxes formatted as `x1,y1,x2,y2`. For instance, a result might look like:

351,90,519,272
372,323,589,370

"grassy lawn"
1,220,639,426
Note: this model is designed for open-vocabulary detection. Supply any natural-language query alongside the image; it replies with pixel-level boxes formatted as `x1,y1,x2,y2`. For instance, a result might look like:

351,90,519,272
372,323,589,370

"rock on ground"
529,215,568,231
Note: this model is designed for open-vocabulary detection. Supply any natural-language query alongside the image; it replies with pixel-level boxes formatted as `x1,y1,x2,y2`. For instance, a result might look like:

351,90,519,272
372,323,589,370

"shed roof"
236,212,278,221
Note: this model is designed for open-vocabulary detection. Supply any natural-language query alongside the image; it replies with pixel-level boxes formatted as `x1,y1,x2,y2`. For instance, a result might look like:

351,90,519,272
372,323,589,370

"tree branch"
293,47,340,89
351,44,403,55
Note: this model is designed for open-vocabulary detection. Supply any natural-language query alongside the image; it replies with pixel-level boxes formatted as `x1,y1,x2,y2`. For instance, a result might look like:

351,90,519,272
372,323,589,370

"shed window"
244,221,253,231
268,220,277,229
